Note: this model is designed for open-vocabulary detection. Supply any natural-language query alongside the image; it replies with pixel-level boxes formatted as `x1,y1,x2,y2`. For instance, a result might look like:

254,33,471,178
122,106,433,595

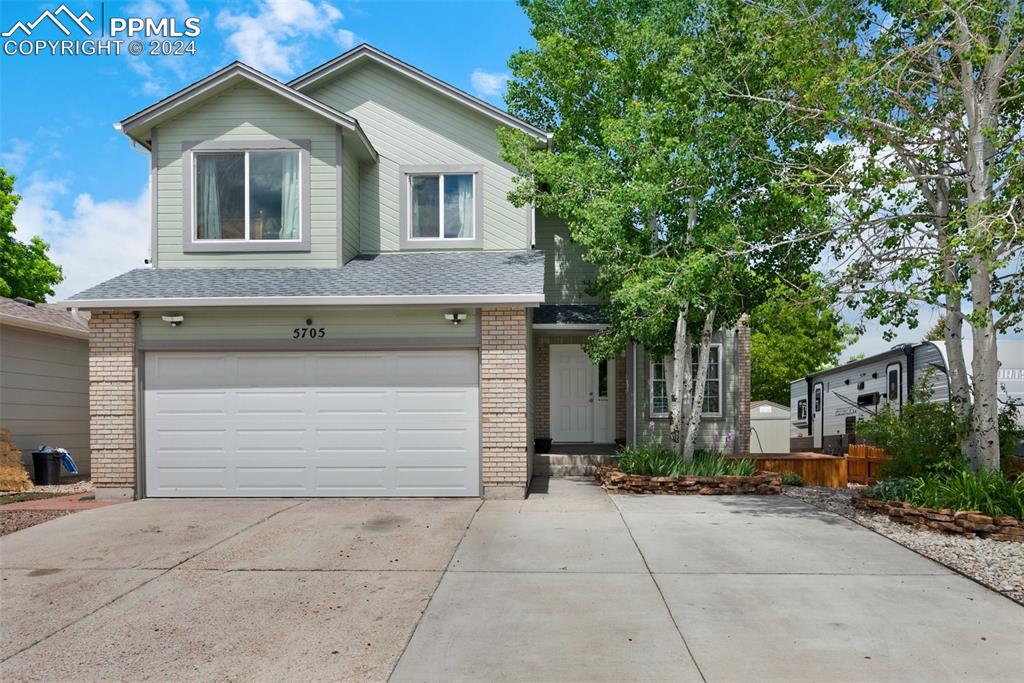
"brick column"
480,307,529,498
736,313,751,455
89,310,136,498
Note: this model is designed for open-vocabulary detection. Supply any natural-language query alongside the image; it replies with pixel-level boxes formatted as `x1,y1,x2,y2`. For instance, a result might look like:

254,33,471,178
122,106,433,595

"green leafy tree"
924,316,948,342
499,0,831,457
744,1,1023,470
0,169,63,302
750,280,855,405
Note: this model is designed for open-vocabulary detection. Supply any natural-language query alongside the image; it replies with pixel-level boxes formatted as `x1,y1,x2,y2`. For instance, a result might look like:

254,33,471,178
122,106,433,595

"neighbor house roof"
0,297,89,339
64,251,546,308
288,44,551,143
532,305,607,328
118,62,378,161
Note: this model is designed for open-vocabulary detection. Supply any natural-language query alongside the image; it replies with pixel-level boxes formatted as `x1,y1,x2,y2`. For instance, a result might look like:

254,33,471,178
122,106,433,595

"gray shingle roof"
533,304,607,326
66,251,545,305
0,297,90,337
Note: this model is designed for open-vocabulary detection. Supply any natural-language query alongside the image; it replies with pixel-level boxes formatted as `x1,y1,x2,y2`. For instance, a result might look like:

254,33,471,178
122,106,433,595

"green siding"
534,212,600,304
341,138,361,263
155,83,339,267
633,330,740,450
139,308,477,343
307,61,529,252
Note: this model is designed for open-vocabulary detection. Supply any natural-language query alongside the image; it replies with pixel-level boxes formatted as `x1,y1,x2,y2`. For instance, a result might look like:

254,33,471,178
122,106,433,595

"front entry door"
550,345,594,442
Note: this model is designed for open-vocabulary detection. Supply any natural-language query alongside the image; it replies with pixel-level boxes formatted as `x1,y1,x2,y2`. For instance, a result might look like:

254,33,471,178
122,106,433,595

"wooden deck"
730,452,849,488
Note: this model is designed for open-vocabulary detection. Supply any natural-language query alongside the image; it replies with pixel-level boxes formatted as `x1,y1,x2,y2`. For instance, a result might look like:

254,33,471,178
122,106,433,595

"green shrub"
999,400,1024,466
868,470,1024,519
617,444,755,477
856,400,967,478
866,477,913,502
781,471,805,486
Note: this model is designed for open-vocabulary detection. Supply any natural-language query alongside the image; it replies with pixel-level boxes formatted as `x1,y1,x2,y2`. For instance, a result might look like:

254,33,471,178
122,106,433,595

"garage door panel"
313,389,389,415
235,391,306,415
145,351,479,497
314,428,389,452
151,391,228,416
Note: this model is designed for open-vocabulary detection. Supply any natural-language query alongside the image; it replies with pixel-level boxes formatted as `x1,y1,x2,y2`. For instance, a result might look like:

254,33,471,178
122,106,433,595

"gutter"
60,294,546,310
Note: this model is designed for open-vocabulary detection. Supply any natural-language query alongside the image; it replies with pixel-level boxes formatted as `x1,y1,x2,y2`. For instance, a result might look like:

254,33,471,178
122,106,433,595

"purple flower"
648,420,656,433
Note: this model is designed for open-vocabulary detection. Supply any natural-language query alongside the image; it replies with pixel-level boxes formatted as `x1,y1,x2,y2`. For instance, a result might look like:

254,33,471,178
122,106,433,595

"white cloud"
216,0,353,77
336,28,355,49
470,69,509,97
1,139,32,174
13,176,150,300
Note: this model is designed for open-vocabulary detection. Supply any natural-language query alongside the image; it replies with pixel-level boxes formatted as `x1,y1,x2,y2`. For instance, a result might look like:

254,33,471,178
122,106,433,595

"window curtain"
442,174,474,238
279,152,300,240
198,157,221,239
455,174,473,237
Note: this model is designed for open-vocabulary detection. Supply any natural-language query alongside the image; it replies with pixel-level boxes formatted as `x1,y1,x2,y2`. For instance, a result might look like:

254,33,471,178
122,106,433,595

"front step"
532,453,619,478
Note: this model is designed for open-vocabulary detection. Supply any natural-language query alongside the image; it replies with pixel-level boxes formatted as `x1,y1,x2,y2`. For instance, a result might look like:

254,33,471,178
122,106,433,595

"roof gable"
119,62,377,160
289,44,550,143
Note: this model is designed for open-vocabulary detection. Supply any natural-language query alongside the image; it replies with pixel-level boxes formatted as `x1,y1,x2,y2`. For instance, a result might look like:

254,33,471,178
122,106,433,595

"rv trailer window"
814,388,822,412
797,399,807,421
888,369,899,401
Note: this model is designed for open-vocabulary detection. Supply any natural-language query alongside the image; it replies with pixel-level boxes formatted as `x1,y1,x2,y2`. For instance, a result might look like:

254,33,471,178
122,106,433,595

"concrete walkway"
1,480,1022,682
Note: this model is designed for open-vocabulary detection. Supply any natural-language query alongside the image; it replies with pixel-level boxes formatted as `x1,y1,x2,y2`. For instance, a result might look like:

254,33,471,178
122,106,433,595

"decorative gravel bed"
784,485,1024,605
0,510,70,536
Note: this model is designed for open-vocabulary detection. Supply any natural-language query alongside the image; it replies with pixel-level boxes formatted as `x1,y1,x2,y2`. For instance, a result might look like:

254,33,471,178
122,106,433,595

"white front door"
144,350,480,497
550,345,595,442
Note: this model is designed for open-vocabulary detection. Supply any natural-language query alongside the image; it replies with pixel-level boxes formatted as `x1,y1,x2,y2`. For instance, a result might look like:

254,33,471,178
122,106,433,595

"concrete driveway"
2,480,1022,682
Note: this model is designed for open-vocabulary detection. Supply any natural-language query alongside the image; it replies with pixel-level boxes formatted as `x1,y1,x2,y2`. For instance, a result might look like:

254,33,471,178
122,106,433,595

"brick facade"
480,307,530,497
736,314,751,454
532,333,625,442
89,310,136,496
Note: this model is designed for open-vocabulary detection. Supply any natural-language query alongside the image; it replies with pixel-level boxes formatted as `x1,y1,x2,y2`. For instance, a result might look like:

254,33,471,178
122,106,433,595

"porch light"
161,313,185,327
445,312,467,326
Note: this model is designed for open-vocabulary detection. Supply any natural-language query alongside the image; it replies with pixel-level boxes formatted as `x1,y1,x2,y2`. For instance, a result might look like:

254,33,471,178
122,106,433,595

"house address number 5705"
292,327,326,339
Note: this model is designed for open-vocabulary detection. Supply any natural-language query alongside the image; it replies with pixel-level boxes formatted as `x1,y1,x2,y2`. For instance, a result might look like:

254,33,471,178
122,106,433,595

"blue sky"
0,0,962,359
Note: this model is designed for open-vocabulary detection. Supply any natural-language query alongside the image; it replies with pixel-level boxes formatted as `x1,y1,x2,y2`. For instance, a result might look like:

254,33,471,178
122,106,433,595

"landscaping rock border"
852,496,1024,542
595,466,781,495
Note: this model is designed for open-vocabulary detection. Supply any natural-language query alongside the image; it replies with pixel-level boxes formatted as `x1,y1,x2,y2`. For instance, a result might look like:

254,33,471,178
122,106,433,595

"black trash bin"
32,450,61,485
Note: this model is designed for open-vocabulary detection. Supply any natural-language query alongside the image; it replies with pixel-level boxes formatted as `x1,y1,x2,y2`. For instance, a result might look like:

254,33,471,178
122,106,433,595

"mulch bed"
595,466,781,495
0,510,70,536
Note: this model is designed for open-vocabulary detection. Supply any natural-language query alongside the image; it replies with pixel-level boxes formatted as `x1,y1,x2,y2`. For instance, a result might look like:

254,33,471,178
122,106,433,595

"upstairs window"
408,173,475,240
195,150,301,241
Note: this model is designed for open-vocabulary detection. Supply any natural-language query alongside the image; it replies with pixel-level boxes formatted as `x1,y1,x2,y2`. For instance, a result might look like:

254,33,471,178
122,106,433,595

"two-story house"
67,45,750,500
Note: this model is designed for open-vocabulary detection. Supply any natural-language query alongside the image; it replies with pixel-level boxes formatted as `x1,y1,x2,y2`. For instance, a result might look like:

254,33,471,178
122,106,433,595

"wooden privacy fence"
846,444,890,485
742,454,848,488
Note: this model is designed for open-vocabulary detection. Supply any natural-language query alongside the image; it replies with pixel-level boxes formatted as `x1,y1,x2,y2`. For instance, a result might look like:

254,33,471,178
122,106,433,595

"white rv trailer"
790,339,1024,454
790,342,949,454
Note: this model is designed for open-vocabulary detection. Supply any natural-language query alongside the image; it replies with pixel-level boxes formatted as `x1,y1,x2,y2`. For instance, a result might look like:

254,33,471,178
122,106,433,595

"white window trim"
406,173,477,243
650,343,724,419
398,164,483,250
181,138,311,254
192,149,303,244
650,358,670,418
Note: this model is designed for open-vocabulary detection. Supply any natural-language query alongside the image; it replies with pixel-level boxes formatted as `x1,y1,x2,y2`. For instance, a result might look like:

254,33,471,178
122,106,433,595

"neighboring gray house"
0,297,90,475
65,44,750,500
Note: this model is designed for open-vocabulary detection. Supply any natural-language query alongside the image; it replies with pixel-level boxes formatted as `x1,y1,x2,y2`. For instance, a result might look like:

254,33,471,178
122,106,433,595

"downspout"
133,311,144,500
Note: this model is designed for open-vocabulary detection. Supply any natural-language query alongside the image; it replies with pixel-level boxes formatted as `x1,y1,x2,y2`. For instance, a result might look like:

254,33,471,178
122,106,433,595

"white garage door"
144,350,479,497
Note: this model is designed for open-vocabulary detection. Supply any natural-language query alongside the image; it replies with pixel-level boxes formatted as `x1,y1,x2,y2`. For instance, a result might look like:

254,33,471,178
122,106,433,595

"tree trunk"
968,261,1001,470
958,32,1002,469
682,310,716,459
670,309,691,451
